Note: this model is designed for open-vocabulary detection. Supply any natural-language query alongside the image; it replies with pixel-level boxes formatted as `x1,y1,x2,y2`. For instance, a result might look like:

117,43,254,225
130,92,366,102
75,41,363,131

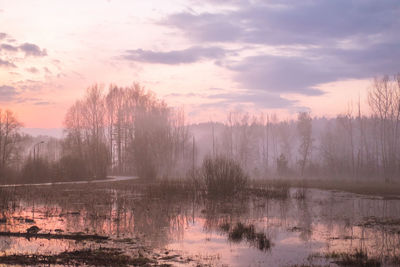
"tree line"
0,84,192,183
0,74,399,184
63,84,192,180
198,74,400,182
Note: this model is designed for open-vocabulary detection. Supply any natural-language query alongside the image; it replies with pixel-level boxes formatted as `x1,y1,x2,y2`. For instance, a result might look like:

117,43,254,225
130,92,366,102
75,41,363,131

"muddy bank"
0,248,151,266
0,231,109,241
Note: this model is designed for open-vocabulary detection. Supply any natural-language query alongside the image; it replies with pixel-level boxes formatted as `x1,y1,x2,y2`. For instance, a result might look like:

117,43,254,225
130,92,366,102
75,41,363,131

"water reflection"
0,184,400,266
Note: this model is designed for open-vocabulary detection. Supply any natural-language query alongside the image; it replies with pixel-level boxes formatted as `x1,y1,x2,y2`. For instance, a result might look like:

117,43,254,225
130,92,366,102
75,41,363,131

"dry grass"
248,179,290,199
144,178,199,200
252,178,400,197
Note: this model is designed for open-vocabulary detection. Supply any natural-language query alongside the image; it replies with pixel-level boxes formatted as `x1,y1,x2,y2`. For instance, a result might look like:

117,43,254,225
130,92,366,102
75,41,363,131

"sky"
0,0,399,132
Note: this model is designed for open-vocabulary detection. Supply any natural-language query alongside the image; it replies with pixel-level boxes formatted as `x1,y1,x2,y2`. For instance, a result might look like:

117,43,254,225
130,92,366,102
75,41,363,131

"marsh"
0,179,399,266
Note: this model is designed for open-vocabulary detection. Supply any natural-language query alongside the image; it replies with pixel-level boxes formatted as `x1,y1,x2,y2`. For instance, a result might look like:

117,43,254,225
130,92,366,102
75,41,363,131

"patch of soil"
0,231,109,241
0,248,153,266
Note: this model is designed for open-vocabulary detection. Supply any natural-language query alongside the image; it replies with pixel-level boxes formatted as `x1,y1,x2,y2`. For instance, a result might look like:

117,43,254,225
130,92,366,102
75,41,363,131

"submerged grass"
220,222,272,251
248,179,290,199
143,177,291,201
324,250,381,267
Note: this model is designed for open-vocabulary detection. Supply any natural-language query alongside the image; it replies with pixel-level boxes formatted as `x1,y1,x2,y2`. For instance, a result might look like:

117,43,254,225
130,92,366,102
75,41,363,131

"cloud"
160,0,400,99
165,92,204,97
164,12,241,43
0,35,47,62
163,1,400,46
12,97,52,105
33,101,52,105
226,40,400,96
0,43,18,52
0,82,50,103
0,58,16,68
43,67,52,74
14,97,40,103
14,79,46,92
26,67,40,73
122,46,226,64
207,91,295,109
227,55,327,96
19,43,47,57
311,43,400,78
0,85,19,101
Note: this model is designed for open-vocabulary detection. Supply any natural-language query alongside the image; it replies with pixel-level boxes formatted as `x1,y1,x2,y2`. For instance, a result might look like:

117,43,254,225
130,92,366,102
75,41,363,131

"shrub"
0,167,19,184
201,156,247,197
58,155,89,181
276,153,288,176
20,158,52,183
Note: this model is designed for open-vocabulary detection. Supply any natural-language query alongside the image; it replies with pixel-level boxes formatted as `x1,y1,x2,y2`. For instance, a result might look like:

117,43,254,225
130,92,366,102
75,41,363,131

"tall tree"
64,86,109,179
297,112,312,177
0,109,22,178
368,75,400,182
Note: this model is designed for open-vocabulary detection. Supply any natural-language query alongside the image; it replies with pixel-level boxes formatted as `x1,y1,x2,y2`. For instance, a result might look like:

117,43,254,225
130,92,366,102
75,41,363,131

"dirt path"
0,175,138,187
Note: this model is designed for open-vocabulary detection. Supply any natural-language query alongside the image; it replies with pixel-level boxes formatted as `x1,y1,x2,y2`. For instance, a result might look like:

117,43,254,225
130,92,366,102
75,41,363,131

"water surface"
1,182,399,266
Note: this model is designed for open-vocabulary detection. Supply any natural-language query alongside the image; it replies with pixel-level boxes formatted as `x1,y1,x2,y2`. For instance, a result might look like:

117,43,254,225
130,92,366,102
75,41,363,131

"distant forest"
0,74,399,184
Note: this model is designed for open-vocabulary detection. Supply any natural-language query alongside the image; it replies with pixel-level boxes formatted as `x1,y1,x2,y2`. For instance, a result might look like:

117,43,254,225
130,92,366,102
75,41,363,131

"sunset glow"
2,1,398,129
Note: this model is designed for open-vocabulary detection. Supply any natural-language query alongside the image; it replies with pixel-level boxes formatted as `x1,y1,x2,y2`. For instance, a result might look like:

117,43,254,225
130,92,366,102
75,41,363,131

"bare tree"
368,75,400,182
64,86,109,179
337,107,355,177
297,112,312,177
0,109,22,179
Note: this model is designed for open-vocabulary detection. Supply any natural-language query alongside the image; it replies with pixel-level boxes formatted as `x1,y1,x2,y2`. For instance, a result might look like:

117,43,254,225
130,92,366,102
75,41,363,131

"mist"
1,1,400,266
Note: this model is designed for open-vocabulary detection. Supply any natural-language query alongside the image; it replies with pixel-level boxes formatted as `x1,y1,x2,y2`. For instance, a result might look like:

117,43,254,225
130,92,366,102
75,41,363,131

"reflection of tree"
315,192,400,262
202,198,250,233
130,198,190,246
3,184,201,248
5,184,400,264
201,197,292,252
296,199,312,242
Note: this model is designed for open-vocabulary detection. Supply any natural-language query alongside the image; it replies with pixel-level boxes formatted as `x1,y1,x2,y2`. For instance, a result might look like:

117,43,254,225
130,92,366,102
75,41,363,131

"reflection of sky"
167,189,400,266
167,217,328,266
1,186,400,266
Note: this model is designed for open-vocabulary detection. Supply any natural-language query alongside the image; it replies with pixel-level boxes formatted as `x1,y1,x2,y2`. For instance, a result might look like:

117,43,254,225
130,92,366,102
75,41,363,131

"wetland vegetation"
0,76,400,266
0,176,399,266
